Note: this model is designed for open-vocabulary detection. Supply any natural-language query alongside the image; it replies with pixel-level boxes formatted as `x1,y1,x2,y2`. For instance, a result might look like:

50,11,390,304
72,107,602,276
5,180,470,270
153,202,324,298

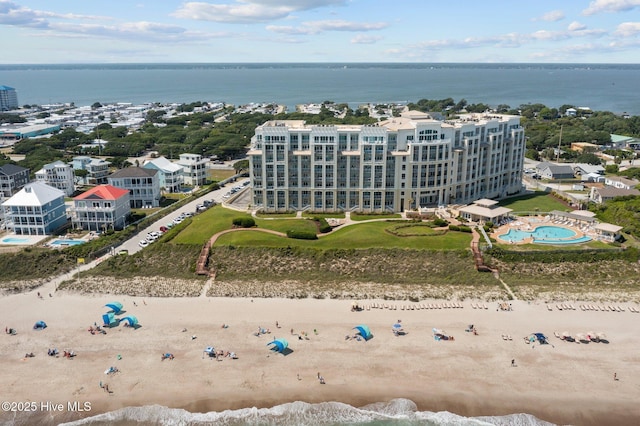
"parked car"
139,240,149,248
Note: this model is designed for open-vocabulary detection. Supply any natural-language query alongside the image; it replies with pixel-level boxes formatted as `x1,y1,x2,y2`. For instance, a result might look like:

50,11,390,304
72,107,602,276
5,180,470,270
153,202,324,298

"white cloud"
351,34,382,44
583,0,640,15
173,0,346,24
0,0,107,27
614,21,640,36
267,20,387,35
533,10,565,22
568,21,587,31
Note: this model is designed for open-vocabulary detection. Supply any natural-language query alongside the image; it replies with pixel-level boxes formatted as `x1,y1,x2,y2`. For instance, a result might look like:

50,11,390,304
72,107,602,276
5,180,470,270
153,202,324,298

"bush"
314,217,332,233
433,218,448,227
286,230,318,240
232,217,255,228
449,225,472,233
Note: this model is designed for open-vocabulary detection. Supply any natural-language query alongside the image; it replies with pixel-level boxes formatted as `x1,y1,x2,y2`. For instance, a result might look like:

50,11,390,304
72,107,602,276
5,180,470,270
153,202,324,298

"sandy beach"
1,288,640,426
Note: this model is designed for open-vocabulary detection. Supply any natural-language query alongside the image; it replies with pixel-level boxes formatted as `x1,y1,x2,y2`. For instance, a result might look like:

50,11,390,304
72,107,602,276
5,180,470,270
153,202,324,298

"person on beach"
511,359,516,367
614,372,617,381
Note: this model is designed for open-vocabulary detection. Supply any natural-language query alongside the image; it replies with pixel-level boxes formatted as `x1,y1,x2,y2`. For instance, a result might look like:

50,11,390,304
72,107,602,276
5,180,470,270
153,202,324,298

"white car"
139,240,149,248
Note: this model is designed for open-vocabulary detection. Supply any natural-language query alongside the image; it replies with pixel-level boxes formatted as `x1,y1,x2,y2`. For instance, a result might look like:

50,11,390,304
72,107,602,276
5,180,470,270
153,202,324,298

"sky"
1,0,639,63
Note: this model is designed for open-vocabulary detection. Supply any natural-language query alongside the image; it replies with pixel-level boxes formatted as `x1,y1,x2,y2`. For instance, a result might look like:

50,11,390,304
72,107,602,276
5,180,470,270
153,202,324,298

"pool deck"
0,234,48,246
492,215,592,245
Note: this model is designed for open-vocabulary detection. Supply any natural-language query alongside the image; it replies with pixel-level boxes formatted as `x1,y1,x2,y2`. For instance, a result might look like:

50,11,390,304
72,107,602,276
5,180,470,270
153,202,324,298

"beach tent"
533,333,548,344
105,302,123,314
267,338,288,353
102,312,118,327
353,324,372,340
120,316,139,328
33,321,47,330
203,346,216,357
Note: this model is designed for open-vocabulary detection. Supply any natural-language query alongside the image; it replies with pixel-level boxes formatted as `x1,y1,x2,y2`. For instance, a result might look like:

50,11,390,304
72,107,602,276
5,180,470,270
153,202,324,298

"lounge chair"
471,303,476,309
547,304,553,311
483,304,488,310
580,305,585,311
618,306,625,312
556,304,563,311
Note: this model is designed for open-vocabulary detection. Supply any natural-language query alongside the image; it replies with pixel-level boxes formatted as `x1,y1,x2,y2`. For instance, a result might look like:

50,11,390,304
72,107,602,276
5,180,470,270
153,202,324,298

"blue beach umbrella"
267,338,288,353
120,316,139,327
105,302,123,314
353,324,372,340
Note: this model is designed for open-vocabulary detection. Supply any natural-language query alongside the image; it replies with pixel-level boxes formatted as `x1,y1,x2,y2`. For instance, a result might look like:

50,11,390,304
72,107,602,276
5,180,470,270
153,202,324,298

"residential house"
0,163,30,198
589,186,640,204
572,163,604,177
535,162,575,180
70,156,111,185
1,181,67,235
176,153,208,186
108,167,160,208
35,160,75,196
143,156,183,193
71,184,130,231
604,176,639,190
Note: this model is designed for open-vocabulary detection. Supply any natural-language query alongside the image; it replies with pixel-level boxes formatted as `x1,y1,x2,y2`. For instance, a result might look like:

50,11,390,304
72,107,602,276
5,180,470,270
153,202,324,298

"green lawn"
171,205,252,245
214,221,472,250
350,213,402,221
498,192,570,213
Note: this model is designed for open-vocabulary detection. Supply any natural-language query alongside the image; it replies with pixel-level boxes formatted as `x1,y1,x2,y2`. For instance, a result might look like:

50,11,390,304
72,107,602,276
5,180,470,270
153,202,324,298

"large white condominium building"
248,111,525,213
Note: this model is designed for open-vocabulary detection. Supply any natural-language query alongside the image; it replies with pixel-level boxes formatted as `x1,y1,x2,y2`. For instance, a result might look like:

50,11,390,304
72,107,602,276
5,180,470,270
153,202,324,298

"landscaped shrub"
232,217,255,228
449,225,472,233
433,218,448,227
313,217,332,233
286,230,318,240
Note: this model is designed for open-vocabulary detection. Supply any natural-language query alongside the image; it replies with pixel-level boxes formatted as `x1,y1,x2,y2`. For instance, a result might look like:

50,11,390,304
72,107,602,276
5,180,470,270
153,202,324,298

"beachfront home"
457,199,512,225
143,156,183,193
1,181,67,235
589,186,640,204
107,167,160,208
70,156,111,185
70,184,130,232
248,111,525,213
176,153,208,186
35,160,75,196
604,176,639,190
535,162,575,180
0,164,30,198
593,223,623,242
572,163,604,177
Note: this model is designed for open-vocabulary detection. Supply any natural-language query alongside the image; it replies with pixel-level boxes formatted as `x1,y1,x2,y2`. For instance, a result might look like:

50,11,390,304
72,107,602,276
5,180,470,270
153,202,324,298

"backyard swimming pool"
1,237,29,244
498,225,592,245
49,239,86,246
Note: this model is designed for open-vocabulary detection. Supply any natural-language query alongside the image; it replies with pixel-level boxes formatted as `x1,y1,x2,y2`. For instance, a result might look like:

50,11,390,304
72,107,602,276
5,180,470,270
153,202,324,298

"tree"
91,102,102,109
233,159,249,173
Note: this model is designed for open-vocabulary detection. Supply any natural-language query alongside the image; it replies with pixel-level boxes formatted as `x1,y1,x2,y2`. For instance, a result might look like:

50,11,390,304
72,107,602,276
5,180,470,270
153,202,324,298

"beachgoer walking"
317,372,321,379
276,321,279,328
511,359,515,367
614,372,617,381
290,328,294,335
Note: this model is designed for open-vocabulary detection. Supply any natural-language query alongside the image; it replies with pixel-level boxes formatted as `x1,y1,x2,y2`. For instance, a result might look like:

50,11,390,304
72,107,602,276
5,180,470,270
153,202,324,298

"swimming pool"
498,225,591,245
1,237,29,244
49,239,86,246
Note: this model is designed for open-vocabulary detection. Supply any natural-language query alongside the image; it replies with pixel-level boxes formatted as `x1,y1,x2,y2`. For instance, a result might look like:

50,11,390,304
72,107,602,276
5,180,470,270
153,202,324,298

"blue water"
53,399,555,426
498,225,591,244
1,237,29,243
1,63,639,114
49,239,85,246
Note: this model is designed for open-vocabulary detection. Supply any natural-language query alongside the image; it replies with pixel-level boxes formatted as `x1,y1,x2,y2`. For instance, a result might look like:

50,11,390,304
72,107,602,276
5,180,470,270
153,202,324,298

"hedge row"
286,230,318,240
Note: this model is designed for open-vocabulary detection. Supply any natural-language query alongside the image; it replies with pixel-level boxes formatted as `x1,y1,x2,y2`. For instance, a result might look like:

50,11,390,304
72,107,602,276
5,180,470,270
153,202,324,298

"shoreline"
2,293,640,426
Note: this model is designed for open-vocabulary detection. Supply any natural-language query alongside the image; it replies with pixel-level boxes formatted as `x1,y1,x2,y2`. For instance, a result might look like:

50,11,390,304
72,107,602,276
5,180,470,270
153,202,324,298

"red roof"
74,184,129,201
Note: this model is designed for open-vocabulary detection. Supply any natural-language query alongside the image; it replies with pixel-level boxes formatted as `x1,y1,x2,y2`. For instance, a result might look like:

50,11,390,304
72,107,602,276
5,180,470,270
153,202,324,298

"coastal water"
51,399,554,426
1,63,639,115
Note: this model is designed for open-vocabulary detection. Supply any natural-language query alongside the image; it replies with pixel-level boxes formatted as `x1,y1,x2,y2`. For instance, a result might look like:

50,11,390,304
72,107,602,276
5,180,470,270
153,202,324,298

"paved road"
115,178,250,255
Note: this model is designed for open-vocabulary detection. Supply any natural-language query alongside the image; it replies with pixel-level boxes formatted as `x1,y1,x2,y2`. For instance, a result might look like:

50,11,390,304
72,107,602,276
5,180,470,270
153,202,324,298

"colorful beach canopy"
120,316,139,327
105,301,123,314
33,321,47,330
102,312,118,327
354,324,372,340
267,338,288,353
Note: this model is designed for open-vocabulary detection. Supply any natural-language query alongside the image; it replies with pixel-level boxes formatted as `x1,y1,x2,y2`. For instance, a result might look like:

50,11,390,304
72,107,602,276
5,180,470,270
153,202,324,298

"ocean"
44,399,552,426
1,63,639,115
